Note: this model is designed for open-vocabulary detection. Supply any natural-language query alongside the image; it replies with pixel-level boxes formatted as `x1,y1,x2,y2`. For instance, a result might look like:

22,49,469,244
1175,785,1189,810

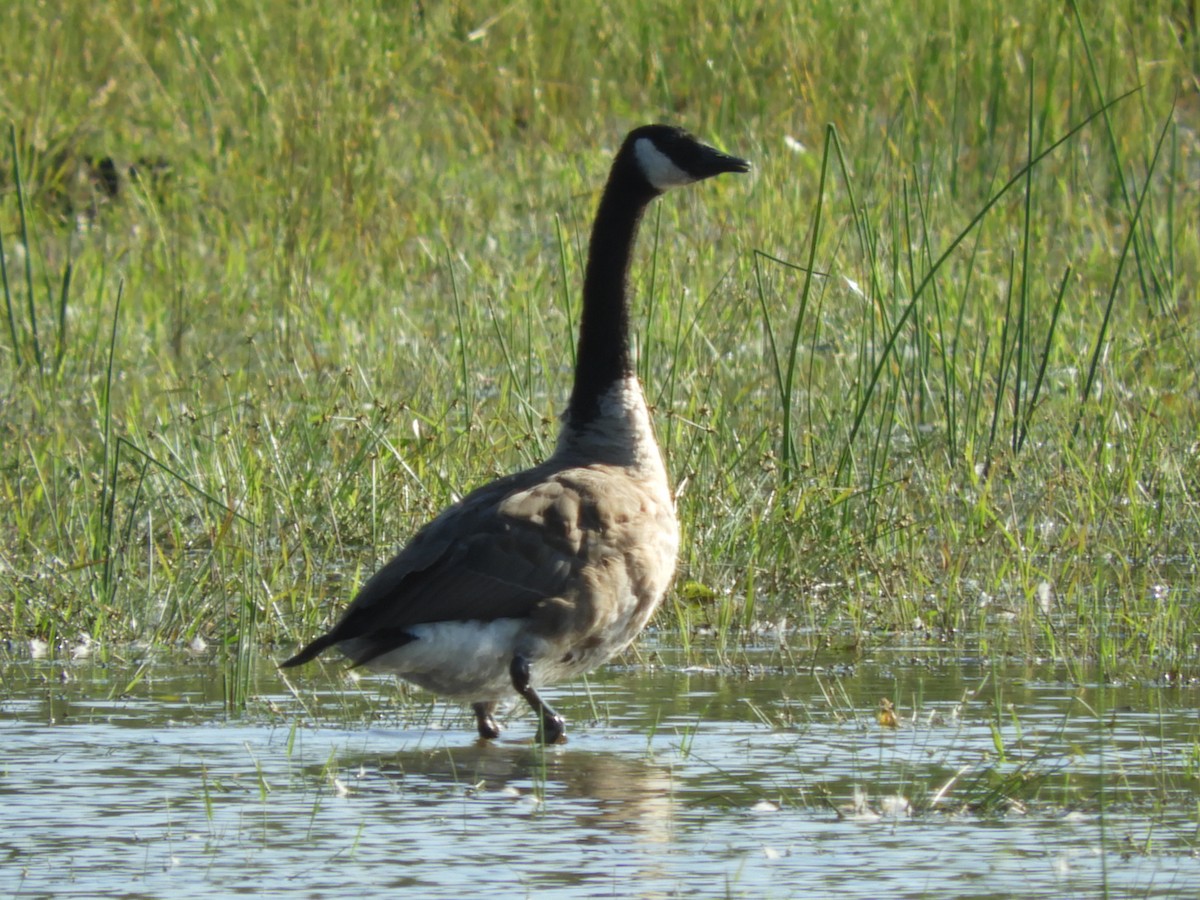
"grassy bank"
1,0,1198,674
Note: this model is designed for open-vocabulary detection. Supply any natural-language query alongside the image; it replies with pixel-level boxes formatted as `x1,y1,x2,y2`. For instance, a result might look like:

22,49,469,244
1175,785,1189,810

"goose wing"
289,469,604,666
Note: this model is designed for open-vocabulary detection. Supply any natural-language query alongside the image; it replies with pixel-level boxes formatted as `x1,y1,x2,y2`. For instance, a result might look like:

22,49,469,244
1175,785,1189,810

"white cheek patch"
634,138,695,190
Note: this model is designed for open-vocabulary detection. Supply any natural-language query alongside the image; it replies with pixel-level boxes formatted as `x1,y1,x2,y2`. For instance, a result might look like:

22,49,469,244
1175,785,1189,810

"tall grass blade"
987,252,1017,461
55,251,73,372
1011,63,1036,455
0,217,16,363
554,214,577,371
1016,265,1070,454
97,280,124,603
1071,106,1173,445
752,251,786,448
779,125,834,480
9,124,41,369
446,247,471,432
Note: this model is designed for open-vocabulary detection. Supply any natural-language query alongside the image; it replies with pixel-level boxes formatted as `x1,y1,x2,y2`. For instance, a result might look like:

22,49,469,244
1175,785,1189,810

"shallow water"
2,640,1198,898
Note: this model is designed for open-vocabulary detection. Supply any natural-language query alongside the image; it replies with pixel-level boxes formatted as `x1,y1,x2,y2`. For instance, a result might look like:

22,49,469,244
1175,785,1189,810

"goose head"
622,124,751,195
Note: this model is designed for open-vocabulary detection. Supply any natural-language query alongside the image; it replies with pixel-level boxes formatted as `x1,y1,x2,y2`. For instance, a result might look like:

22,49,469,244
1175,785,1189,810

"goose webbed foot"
509,655,567,745
473,701,502,740
538,710,567,745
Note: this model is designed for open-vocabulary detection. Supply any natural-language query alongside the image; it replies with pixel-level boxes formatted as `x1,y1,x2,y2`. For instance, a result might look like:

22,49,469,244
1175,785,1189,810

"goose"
281,124,749,743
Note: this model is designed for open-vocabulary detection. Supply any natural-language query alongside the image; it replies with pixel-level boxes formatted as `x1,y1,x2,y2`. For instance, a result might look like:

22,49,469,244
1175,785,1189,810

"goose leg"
509,655,566,744
473,701,502,740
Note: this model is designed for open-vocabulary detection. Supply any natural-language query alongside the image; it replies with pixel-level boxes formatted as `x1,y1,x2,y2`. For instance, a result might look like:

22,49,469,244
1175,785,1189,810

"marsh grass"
1,0,1198,679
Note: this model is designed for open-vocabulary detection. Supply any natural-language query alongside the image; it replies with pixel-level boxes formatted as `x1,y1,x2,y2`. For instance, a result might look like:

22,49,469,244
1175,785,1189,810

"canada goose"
281,125,749,743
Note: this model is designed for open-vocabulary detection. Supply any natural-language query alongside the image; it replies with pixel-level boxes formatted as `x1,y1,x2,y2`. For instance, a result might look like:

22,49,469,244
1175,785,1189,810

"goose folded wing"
330,478,589,664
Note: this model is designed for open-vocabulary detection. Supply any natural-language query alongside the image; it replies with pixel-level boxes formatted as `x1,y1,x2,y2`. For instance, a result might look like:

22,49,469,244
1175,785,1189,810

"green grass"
1,0,1198,675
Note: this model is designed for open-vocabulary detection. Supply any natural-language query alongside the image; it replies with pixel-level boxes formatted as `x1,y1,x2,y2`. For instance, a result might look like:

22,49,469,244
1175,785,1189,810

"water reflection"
371,740,676,835
354,741,680,895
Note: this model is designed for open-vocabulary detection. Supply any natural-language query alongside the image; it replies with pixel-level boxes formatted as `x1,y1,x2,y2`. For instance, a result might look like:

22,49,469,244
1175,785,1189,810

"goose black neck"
567,161,657,424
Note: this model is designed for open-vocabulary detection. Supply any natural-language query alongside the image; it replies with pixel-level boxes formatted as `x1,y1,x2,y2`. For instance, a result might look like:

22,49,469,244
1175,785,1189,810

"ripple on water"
1,646,1198,898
